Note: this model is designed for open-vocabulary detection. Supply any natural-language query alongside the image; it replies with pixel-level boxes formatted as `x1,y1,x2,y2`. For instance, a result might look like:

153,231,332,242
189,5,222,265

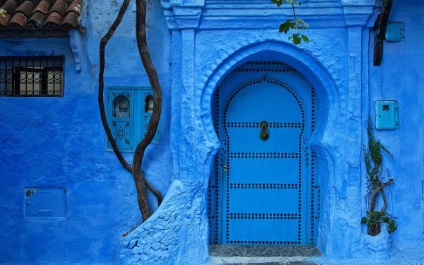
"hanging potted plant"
361,118,397,237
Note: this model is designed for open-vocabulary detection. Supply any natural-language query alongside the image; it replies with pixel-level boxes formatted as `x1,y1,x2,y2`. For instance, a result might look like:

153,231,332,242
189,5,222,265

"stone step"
225,261,316,265
209,245,320,265
210,257,317,265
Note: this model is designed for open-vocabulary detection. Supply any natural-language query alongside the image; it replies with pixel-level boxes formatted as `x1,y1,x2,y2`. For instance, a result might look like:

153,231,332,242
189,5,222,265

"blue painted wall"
1,0,423,264
0,0,172,264
368,0,424,254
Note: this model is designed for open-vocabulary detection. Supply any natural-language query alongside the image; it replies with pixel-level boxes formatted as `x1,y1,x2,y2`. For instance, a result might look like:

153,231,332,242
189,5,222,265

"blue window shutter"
105,87,160,152
106,88,134,151
141,89,161,143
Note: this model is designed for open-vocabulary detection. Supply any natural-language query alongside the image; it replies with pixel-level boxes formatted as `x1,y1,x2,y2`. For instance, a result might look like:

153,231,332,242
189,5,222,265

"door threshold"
209,245,321,264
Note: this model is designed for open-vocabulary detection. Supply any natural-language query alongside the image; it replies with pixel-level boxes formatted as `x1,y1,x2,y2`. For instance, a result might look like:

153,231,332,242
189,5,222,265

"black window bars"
0,56,64,96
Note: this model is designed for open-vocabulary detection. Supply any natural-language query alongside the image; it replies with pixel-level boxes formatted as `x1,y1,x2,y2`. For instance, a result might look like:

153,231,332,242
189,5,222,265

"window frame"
0,56,65,97
106,86,160,152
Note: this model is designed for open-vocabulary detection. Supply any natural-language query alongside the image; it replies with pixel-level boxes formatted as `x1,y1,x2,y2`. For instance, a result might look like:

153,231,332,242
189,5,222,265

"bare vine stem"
131,0,164,221
369,178,393,214
98,0,163,221
98,0,132,173
291,4,299,34
291,4,296,18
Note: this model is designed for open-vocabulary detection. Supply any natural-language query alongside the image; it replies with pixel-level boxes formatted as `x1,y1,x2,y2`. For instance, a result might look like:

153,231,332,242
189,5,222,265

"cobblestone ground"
209,245,320,264
311,248,424,265
226,261,316,265
312,257,424,265
210,245,321,257
209,245,424,265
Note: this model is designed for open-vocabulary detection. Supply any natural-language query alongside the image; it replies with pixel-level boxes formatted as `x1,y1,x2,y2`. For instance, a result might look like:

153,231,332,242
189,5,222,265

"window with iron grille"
0,56,64,96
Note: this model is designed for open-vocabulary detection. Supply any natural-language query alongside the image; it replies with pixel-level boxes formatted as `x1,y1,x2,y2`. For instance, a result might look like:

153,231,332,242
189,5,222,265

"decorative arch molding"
200,40,337,156
199,40,339,251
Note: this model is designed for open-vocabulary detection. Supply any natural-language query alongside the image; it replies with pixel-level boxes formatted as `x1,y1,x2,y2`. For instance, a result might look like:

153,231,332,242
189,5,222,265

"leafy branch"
361,118,396,236
271,0,309,45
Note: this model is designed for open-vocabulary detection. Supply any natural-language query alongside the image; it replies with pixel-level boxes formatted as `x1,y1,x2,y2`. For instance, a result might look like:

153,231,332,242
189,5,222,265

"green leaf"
361,217,368,224
301,35,309,42
294,19,309,30
271,0,283,7
291,33,302,45
274,1,310,45
388,221,397,234
279,19,292,34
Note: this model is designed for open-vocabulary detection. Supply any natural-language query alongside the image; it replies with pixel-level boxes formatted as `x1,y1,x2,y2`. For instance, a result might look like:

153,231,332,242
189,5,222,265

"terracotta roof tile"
26,0,50,28
0,0,16,28
0,16,8,28
66,0,82,15
15,1,33,16
8,12,26,28
27,10,45,28
43,11,61,28
61,9,77,29
1,0,17,14
0,0,83,36
0,12,10,27
32,0,50,15
49,0,66,16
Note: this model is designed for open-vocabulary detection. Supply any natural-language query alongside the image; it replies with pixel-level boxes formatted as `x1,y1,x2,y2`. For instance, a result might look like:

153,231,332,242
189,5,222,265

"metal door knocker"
259,121,269,141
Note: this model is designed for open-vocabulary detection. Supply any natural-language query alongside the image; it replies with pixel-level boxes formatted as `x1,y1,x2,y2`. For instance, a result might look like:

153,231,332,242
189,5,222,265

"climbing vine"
361,118,397,236
98,0,162,223
271,0,309,44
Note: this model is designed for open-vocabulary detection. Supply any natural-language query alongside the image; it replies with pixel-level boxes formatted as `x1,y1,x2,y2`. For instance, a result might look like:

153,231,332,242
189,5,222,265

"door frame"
201,42,336,251
210,61,318,245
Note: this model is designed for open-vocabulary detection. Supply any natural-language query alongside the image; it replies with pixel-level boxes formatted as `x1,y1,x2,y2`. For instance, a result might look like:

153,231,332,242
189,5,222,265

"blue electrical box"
375,100,399,130
385,22,405,42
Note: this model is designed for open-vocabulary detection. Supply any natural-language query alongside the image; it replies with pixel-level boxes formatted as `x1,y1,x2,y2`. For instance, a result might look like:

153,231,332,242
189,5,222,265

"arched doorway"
208,61,319,246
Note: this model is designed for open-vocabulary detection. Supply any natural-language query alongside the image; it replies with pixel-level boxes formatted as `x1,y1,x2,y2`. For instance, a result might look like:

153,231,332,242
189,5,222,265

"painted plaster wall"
1,0,424,265
161,2,363,263
0,39,130,264
367,0,424,254
0,0,172,264
141,0,422,264
194,28,348,255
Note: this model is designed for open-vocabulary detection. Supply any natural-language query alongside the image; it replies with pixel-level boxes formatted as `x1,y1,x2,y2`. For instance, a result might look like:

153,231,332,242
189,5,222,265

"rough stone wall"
120,179,210,265
120,181,184,265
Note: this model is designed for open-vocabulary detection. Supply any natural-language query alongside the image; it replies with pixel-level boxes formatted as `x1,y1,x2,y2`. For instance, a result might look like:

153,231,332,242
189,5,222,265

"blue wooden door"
209,62,319,246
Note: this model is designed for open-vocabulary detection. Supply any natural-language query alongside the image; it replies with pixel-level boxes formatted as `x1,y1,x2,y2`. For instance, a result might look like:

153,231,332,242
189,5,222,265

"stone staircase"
209,245,321,265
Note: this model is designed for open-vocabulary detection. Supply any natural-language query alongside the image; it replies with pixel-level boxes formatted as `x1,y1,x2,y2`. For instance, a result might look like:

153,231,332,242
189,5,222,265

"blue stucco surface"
0,0,423,264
